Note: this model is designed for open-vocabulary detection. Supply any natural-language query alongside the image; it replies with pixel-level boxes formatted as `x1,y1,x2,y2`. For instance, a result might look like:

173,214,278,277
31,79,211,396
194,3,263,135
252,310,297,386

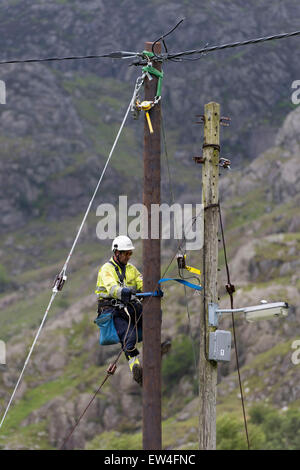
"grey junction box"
208,330,231,362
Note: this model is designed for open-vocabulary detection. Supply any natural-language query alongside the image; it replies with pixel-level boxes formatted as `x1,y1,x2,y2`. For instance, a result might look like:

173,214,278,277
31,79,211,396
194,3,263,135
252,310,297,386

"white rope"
62,74,145,275
0,74,145,430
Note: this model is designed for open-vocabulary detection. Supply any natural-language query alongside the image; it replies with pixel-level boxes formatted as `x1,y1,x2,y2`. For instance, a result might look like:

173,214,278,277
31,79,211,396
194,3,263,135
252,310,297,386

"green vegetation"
0,263,11,292
249,405,300,450
162,335,197,391
86,430,142,450
3,376,78,432
0,136,34,162
224,187,270,231
217,413,265,450
0,421,53,450
217,405,300,450
84,404,300,450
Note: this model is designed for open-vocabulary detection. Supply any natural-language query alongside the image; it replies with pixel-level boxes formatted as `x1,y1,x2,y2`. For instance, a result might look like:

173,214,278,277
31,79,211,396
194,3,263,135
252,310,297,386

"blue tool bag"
94,310,120,346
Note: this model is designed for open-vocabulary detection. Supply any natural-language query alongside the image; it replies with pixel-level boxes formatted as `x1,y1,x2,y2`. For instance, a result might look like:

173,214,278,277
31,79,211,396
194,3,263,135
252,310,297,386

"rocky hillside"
216,105,300,407
0,103,299,450
0,0,300,235
0,0,300,450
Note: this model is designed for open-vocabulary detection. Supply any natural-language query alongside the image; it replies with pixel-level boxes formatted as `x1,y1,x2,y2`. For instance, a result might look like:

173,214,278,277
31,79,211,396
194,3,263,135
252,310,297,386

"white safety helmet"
112,235,135,252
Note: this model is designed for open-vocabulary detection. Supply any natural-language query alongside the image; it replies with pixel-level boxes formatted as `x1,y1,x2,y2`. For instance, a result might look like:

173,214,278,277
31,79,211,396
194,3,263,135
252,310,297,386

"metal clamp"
219,158,231,169
193,156,206,164
107,363,117,375
52,273,67,292
220,116,231,127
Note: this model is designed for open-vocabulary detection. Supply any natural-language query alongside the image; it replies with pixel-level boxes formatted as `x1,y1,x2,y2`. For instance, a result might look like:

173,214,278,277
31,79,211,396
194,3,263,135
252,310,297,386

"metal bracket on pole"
208,303,221,327
208,302,246,327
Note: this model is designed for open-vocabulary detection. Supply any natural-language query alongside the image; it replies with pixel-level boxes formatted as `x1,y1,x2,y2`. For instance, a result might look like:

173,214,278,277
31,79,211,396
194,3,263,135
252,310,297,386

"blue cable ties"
158,277,203,291
136,277,202,298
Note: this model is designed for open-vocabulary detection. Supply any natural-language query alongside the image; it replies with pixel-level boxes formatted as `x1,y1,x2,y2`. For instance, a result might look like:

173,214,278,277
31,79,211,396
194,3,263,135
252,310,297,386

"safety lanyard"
109,260,126,286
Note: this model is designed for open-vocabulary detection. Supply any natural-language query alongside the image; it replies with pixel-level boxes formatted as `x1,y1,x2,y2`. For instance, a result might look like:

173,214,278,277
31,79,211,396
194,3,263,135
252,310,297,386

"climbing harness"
109,260,126,286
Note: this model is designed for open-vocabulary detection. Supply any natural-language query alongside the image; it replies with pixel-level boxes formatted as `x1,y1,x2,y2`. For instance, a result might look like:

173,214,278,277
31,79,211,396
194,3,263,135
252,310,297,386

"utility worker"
95,235,143,386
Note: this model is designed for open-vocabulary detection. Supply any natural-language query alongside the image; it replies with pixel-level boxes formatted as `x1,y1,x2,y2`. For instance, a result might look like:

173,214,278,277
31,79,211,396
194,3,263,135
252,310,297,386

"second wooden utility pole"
142,41,162,450
199,102,220,450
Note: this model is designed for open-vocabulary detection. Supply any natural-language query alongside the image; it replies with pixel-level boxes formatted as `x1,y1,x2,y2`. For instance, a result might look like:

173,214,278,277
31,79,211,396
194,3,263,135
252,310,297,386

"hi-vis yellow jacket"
95,257,143,300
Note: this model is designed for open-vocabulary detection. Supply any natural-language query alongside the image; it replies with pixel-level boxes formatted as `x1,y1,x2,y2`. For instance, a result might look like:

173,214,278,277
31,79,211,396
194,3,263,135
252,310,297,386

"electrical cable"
165,29,300,61
218,202,250,450
161,108,200,383
183,283,199,385
151,18,185,59
0,26,299,69
0,24,299,67
0,50,140,66
161,106,203,263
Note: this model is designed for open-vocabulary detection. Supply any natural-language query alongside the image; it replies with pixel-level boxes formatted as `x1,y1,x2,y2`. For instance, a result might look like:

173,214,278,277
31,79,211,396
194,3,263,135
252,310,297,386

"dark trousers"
113,302,143,358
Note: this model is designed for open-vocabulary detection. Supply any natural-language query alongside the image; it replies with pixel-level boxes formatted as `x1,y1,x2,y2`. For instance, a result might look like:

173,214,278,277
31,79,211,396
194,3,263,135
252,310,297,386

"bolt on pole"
142,41,162,450
199,102,220,450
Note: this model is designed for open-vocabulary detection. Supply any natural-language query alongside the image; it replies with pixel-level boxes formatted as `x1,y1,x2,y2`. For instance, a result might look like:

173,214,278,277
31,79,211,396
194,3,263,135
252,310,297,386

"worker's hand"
129,286,137,294
121,287,132,303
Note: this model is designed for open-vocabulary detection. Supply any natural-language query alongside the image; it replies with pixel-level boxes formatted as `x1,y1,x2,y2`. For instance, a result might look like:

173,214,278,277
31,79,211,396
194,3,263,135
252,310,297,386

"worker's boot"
128,355,143,387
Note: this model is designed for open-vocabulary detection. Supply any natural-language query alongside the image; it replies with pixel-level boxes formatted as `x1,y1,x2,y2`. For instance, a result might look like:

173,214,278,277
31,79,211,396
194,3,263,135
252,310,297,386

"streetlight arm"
209,302,288,327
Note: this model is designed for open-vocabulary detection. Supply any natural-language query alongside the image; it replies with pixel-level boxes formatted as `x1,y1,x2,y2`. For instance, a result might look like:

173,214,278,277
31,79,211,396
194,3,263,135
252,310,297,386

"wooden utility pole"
199,102,220,449
142,41,162,450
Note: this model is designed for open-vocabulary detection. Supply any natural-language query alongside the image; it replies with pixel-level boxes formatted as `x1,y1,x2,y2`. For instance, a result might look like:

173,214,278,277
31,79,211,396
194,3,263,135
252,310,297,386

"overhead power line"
0,27,300,66
0,50,140,66
164,29,300,61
